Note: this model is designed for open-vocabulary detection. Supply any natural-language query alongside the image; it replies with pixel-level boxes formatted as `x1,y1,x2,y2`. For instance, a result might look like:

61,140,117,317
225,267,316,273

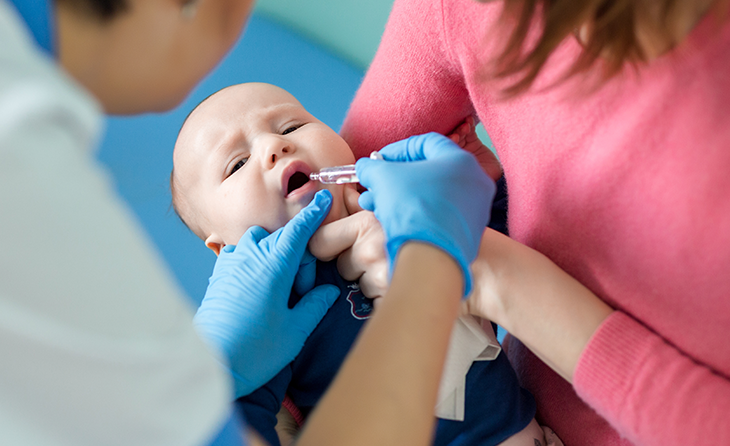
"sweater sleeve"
341,0,474,159
573,311,730,446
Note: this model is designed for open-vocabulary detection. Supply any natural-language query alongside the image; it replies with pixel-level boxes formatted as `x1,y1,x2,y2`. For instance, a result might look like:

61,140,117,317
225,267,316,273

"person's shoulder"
0,2,101,144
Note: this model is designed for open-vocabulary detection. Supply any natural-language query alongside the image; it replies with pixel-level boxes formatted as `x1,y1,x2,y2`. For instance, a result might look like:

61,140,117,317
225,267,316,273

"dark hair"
55,0,129,21
492,0,727,96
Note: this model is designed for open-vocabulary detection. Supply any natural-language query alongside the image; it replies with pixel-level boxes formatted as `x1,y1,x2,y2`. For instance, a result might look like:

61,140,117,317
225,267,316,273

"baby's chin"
282,184,349,229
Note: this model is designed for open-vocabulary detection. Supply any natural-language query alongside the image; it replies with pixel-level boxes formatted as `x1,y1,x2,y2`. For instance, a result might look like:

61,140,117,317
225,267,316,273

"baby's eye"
282,124,303,135
229,157,248,176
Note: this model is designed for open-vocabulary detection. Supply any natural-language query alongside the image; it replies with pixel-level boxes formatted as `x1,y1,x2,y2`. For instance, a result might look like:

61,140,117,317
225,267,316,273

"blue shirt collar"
8,0,56,57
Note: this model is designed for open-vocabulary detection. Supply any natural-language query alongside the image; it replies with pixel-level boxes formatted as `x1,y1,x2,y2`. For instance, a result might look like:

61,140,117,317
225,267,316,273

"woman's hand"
194,191,340,398
310,186,388,299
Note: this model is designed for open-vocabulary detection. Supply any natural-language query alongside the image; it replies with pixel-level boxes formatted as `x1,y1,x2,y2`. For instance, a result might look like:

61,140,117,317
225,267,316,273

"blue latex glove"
194,190,340,398
356,133,496,296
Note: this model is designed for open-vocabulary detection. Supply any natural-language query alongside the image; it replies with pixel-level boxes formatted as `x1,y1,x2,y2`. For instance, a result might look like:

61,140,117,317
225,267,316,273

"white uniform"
0,2,233,444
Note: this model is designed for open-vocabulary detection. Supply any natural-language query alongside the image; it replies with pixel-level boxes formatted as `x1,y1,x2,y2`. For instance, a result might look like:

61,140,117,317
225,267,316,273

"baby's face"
174,83,356,254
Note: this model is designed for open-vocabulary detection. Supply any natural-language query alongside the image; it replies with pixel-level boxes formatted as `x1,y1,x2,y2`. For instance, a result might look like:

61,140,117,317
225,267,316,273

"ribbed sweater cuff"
573,311,650,419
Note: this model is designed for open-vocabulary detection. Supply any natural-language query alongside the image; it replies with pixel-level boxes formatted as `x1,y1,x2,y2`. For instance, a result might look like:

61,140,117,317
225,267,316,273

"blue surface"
7,0,56,56
96,13,363,305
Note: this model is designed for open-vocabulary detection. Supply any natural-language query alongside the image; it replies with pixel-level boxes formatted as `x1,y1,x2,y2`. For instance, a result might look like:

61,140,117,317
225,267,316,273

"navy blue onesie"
235,178,536,445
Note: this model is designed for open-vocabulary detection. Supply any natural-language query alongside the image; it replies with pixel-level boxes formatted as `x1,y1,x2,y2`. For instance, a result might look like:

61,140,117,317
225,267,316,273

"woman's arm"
466,228,613,382
340,0,474,159
297,243,463,446
467,228,730,446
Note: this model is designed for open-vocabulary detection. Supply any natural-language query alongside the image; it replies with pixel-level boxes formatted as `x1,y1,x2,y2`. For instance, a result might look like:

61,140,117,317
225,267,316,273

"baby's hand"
448,116,503,181
309,187,388,299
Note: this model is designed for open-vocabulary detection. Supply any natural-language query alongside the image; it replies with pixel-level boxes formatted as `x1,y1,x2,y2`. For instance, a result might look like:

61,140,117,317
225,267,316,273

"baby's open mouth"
287,171,310,195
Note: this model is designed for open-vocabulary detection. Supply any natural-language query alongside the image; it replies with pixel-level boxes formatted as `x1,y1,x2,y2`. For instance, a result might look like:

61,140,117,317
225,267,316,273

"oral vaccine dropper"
309,151,383,184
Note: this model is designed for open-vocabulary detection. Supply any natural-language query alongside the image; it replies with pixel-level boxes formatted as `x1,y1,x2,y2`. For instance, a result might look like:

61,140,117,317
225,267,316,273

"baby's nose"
270,145,291,164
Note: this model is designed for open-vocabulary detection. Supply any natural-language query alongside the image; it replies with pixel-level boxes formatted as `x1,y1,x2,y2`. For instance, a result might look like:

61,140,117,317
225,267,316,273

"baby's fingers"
309,214,361,261
343,185,363,214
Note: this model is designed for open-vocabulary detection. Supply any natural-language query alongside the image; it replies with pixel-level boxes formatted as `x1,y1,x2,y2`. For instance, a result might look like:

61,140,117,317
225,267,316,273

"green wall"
254,0,395,70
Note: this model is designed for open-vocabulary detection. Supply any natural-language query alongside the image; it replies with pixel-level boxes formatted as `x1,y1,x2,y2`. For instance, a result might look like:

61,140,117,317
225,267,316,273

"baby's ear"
205,233,224,256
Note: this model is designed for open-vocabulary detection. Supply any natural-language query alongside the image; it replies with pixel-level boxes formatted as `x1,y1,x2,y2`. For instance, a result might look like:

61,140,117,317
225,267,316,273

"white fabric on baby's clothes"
436,315,501,421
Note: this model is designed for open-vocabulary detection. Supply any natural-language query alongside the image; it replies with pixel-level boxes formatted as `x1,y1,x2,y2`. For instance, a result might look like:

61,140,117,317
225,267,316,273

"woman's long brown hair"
491,0,724,96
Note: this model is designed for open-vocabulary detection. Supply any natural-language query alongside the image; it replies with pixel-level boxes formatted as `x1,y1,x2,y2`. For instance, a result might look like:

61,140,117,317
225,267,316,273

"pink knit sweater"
341,1,730,445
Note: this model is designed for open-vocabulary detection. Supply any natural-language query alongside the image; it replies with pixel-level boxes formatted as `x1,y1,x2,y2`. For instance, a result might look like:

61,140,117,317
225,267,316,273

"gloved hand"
356,132,496,296
194,190,340,398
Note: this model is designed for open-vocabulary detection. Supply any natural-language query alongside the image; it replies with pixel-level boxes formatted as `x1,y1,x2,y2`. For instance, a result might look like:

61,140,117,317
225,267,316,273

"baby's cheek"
269,211,295,234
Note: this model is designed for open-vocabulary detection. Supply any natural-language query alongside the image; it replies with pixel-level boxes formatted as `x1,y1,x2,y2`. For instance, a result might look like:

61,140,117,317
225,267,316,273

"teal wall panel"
255,0,395,69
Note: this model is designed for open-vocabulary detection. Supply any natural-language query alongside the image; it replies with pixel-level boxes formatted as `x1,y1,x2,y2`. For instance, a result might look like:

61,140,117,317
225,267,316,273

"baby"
171,82,555,446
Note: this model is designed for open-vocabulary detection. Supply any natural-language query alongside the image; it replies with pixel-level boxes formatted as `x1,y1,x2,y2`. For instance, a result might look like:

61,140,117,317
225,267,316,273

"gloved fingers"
356,134,465,192
232,371,257,399
357,190,374,211
374,132,452,163
417,132,467,161
236,225,271,249
293,250,317,296
375,135,425,162
278,190,333,258
291,284,340,330
355,158,392,194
